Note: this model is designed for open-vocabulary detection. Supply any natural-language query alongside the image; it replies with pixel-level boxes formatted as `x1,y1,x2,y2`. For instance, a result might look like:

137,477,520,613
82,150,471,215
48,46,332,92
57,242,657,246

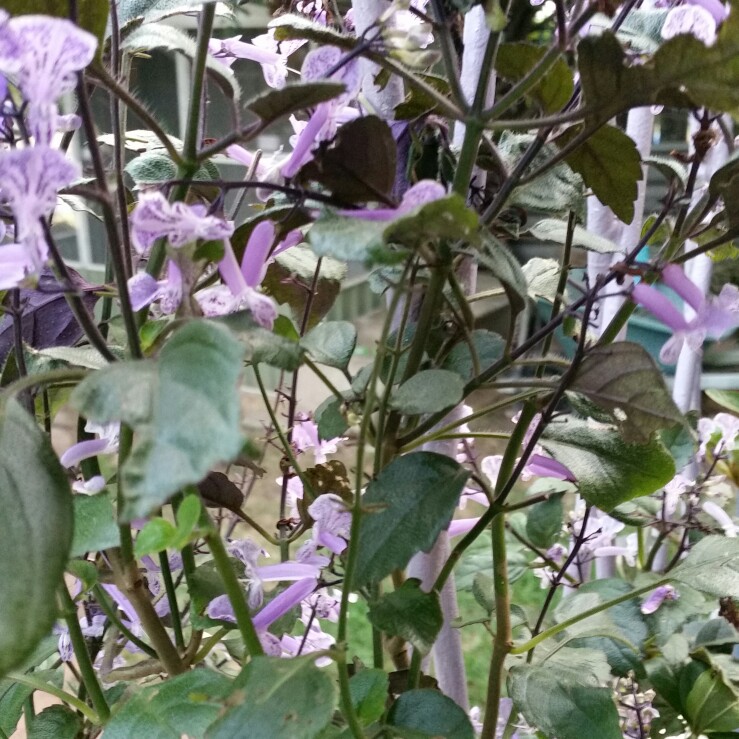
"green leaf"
71,321,245,521
353,452,469,588
390,369,464,415
118,0,233,27
529,218,621,253
476,234,528,322
70,492,120,557
387,689,475,739
526,493,563,549
0,399,72,677
309,214,390,264
36,345,109,370
441,329,505,382
103,668,232,739
671,536,739,599
270,14,356,50
522,257,567,304
508,664,623,739
247,82,346,122
348,669,389,726
693,618,738,648
134,518,178,559
206,656,336,739
540,416,675,512
705,389,739,413
570,342,686,443
125,151,218,187
175,493,202,542
27,705,82,739
368,579,442,655
684,653,739,734
578,22,739,123
496,43,574,113
299,116,397,203
214,312,302,371
66,559,98,592
301,321,357,370
643,155,689,192
383,195,479,249
315,396,349,441
0,678,34,737
123,23,240,100
472,572,495,614
554,123,642,223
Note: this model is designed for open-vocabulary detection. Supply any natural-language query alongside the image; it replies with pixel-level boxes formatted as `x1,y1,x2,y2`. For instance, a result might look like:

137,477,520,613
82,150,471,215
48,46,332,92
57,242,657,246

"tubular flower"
631,264,739,363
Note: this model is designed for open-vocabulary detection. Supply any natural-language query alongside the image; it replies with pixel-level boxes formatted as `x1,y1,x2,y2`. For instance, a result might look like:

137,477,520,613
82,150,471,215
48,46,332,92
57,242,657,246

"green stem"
159,551,185,650
205,517,264,658
2,368,87,400
510,580,668,655
483,46,562,120
481,513,511,738
59,586,110,722
6,672,99,724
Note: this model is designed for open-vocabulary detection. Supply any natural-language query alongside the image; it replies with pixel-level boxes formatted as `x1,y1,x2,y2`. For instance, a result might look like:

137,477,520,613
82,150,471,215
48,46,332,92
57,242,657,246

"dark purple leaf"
0,267,101,364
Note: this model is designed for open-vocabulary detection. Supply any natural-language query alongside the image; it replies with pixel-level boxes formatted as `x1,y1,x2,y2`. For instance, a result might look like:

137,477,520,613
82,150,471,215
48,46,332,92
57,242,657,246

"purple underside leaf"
0,266,100,364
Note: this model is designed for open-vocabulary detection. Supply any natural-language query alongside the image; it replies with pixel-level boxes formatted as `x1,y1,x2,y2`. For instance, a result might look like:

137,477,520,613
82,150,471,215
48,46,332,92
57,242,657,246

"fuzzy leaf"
27,705,82,739
529,218,621,253
301,321,356,370
206,656,335,739
354,452,469,587
390,369,464,415
368,579,443,655
508,664,622,739
387,690,475,738
70,492,120,557
0,400,72,677
554,123,642,223
571,342,686,443
299,116,396,202
671,536,739,599
103,669,233,739
71,321,245,521
540,416,675,512
247,82,346,122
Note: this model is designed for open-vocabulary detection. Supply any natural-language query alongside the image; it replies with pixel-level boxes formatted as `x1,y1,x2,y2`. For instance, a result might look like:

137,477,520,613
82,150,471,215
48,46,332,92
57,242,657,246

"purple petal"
60,438,113,468
640,584,679,615
447,517,480,538
398,180,447,211
526,454,576,482
254,562,322,582
631,283,690,332
281,103,331,178
218,240,248,295
127,272,160,311
206,594,236,622
101,584,140,626
660,264,705,313
686,0,728,23
252,577,318,631
241,220,276,287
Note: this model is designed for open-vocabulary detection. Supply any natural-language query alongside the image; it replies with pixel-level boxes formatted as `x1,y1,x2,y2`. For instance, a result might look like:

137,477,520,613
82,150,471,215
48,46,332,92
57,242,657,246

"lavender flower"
640,584,679,615
631,265,739,364
307,494,352,555
702,500,739,537
128,260,183,313
0,146,79,288
0,15,96,143
129,192,234,254
281,46,361,178
292,413,342,464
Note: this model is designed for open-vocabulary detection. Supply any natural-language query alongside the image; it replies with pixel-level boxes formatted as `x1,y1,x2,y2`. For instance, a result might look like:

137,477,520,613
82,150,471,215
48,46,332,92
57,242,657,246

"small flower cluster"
0,13,95,289
615,675,660,738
